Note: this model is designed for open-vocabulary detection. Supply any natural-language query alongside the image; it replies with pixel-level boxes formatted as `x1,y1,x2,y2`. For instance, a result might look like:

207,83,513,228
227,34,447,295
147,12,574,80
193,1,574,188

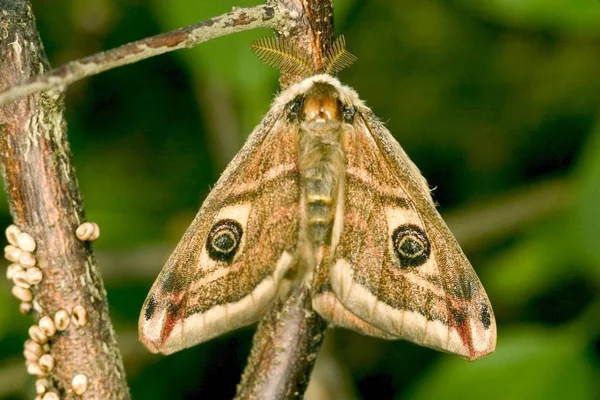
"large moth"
139,37,496,361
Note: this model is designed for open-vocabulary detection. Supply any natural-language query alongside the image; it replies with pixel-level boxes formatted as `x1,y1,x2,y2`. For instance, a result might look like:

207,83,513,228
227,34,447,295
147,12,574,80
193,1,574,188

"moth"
139,37,496,361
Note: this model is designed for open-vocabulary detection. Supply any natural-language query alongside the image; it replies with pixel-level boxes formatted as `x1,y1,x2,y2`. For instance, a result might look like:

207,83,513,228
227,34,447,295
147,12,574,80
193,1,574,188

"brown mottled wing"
139,111,300,355
313,108,496,360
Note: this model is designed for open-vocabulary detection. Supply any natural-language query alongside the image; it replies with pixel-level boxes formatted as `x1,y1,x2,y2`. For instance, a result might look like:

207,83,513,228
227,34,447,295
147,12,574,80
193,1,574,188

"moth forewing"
358,109,496,359
139,110,301,355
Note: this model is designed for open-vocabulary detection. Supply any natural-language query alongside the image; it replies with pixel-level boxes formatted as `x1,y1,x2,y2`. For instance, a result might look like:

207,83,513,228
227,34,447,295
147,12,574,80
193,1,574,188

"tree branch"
235,0,334,398
0,1,129,398
276,0,335,87
236,286,328,399
0,2,290,106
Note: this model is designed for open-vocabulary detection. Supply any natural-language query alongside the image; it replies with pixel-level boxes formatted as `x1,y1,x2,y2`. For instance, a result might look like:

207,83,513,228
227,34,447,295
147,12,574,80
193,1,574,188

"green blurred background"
1,0,599,398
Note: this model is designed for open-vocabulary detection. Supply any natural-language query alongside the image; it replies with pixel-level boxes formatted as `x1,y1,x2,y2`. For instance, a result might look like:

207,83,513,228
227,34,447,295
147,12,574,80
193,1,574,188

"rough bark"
277,0,335,87
0,1,130,398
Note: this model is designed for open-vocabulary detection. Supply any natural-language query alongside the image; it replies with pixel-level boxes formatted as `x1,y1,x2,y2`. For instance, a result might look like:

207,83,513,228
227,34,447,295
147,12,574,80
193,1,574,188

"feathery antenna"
250,37,314,77
323,36,357,74
251,36,357,76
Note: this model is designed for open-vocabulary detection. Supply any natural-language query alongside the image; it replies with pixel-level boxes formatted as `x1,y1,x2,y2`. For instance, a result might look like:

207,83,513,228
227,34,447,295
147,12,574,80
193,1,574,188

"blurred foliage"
0,0,599,398
459,0,600,34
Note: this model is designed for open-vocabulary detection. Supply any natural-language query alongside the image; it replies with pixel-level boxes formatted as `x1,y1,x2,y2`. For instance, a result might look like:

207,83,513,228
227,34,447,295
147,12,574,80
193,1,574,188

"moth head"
285,83,357,125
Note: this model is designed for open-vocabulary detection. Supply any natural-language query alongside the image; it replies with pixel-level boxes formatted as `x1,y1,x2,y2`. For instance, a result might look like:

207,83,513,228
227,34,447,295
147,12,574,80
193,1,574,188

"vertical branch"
276,0,334,87
0,1,130,399
236,0,334,399
235,286,328,399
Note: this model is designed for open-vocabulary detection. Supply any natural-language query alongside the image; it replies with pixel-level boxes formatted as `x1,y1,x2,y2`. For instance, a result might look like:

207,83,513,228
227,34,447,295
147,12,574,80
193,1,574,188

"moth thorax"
302,83,344,124
303,93,342,122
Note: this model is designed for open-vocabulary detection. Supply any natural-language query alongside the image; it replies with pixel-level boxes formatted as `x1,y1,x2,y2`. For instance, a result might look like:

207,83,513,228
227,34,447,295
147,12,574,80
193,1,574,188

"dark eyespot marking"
342,104,356,123
144,296,157,321
480,303,491,329
286,95,304,122
206,219,243,262
392,224,431,268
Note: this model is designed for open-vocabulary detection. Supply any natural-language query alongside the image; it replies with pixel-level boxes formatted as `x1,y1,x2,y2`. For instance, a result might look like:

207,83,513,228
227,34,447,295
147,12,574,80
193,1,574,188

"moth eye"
286,95,305,122
342,105,356,123
392,224,431,268
206,219,243,262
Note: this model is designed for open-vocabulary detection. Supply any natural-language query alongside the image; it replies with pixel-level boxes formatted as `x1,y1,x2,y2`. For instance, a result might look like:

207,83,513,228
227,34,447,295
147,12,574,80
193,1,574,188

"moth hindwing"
139,41,496,361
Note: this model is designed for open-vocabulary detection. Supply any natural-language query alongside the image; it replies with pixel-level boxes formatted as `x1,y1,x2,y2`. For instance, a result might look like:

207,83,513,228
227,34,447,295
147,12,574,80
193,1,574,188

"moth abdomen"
300,140,343,247
308,200,332,221
305,180,335,245
308,221,332,245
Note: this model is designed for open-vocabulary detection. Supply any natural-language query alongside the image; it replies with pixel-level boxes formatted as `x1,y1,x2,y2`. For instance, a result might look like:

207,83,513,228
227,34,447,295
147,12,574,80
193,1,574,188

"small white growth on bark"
38,316,56,337
54,309,71,331
75,222,100,241
72,305,88,327
72,373,89,395
29,324,49,344
38,353,55,374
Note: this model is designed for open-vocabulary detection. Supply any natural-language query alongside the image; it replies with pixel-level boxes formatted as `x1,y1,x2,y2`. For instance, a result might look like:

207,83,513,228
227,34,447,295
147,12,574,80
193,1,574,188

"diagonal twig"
0,2,291,106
